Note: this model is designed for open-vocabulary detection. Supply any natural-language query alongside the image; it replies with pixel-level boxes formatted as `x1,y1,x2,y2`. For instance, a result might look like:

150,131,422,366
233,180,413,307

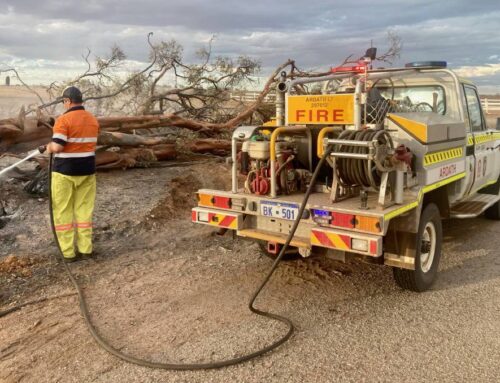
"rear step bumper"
192,207,382,257
237,228,309,248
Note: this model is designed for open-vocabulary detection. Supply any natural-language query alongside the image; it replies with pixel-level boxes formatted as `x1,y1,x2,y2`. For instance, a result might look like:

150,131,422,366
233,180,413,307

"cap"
61,86,83,103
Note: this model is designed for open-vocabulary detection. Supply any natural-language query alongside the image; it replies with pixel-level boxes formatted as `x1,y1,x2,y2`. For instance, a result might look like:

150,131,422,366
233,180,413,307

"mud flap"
384,231,417,270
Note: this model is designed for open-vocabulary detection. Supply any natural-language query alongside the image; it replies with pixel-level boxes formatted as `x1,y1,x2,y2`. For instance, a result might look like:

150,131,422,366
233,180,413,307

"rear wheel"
393,203,442,292
484,200,500,220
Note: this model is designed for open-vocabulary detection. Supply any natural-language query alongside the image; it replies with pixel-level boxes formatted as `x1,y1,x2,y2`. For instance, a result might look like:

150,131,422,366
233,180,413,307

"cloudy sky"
1,0,500,93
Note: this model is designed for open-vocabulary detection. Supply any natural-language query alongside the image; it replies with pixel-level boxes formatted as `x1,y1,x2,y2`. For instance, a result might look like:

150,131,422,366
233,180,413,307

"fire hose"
334,128,394,189
0,145,334,370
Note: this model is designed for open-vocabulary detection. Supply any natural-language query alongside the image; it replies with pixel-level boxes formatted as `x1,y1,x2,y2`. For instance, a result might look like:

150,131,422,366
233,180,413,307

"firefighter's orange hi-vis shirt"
52,106,99,176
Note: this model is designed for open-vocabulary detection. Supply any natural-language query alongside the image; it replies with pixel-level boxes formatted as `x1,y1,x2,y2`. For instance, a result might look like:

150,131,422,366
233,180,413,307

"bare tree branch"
375,30,402,64
35,32,157,111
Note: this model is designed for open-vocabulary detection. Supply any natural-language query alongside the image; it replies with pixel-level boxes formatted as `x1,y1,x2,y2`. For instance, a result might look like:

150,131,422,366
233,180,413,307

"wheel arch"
423,185,450,219
384,186,448,270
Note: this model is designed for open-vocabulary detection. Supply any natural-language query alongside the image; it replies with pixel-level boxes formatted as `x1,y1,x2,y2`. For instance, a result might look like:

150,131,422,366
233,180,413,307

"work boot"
63,255,80,263
78,251,94,258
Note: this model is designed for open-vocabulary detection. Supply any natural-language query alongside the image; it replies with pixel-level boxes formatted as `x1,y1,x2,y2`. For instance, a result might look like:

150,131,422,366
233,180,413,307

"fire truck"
192,51,500,292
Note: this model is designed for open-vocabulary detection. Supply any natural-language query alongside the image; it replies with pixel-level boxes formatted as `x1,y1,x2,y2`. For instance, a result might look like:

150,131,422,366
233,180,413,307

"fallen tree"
95,144,177,169
1,57,291,144
0,58,293,166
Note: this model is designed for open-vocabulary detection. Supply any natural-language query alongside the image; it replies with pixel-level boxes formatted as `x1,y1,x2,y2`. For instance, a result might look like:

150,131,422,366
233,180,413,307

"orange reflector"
198,193,214,207
355,216,381,233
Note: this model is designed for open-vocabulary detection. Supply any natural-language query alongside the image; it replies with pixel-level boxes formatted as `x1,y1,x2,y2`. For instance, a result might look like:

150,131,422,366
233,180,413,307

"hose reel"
325,128,398,204
329,128,394,189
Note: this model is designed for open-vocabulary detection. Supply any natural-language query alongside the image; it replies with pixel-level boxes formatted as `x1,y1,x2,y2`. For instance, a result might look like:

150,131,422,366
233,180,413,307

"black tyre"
393,203,442,292
484,200,500,220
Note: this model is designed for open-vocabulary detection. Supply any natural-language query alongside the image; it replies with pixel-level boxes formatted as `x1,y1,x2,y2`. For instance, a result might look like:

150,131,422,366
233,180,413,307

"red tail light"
330,212,355,229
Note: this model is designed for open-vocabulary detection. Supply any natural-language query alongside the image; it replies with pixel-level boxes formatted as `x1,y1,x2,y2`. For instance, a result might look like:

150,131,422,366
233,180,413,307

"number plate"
260,201,299,221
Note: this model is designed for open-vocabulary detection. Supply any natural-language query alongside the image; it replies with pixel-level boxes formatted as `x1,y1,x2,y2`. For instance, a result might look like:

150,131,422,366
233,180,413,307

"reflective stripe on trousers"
51,172,96,258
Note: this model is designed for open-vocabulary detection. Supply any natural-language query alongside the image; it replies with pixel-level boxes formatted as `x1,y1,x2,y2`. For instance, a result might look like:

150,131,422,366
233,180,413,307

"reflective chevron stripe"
191,208,241,230
469,132,500,145
311,228,382,256
424,147,463,166
311,229,350,250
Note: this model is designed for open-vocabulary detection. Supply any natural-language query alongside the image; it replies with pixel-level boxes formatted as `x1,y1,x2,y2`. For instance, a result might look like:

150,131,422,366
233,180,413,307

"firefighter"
45,86,99,262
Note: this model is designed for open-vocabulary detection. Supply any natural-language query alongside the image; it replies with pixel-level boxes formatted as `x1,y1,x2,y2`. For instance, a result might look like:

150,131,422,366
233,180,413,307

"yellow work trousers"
51,172,96,259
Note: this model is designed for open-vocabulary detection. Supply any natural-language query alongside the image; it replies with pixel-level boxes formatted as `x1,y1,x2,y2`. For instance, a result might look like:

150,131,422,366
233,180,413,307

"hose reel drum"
325,128,412,206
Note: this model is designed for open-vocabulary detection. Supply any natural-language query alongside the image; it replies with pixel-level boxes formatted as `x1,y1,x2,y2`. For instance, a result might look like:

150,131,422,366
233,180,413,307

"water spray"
0,146,46,179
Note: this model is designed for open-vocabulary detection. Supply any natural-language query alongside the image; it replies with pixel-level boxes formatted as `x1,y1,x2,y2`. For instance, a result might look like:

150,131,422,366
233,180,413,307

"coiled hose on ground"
1,146,333,370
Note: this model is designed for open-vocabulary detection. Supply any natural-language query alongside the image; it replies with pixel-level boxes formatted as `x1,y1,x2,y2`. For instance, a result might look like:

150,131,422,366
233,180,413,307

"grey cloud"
5,0,499,32
0,0,499,92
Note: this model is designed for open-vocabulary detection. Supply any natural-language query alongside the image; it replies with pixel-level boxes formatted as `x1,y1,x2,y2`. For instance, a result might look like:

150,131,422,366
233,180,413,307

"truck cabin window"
377,86,446,115
463,86,484,132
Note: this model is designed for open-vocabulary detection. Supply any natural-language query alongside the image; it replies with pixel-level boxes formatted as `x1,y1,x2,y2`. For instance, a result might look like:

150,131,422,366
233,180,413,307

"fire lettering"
293,109,345,122
295,110,306,121
332,110,344,121
317,110,328,121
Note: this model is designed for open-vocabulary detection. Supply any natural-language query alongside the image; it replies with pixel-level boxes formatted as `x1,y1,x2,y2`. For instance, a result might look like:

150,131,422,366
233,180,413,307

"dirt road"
1,162,499,383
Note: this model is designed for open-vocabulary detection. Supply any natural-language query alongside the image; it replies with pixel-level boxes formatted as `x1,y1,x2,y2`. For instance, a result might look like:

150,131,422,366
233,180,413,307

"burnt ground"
1,157,500,383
